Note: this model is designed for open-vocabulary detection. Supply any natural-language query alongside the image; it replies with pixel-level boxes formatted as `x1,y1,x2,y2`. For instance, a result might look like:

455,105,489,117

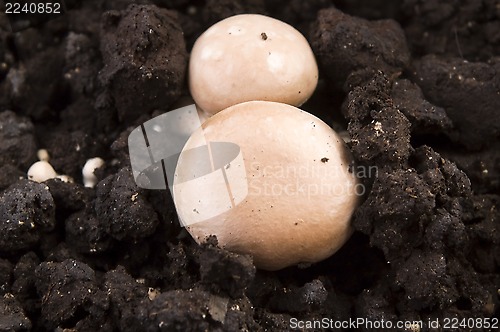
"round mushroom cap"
189,14,319,115
27,161,57,183
173,101,359,270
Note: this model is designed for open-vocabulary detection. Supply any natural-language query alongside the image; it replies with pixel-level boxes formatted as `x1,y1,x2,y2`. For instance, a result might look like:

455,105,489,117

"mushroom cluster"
27,150,104,188
174,14,359,270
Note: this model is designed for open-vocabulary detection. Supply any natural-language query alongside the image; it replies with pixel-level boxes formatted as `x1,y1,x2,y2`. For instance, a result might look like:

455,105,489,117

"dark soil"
0,1,499,331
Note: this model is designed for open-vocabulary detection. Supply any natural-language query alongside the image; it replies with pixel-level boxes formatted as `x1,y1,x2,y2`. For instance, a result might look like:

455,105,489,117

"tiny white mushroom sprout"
37,149,50,162
189,14,319,116
82,157,105,188
27,161,57,183
173,101,360,271
27,150,73,183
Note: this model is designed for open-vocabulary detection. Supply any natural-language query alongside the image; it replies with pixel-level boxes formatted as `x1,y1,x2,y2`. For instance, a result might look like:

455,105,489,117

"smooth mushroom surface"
82,157,105,188
173,101,360,270
27,161,57,183
189,14,319,116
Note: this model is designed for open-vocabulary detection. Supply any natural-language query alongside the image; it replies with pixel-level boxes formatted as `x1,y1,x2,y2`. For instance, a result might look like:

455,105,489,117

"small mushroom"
27,154,74,183
189,14,319,116
37,149,50,162
27,161,57,183
82,157,105,188
173,101,360,270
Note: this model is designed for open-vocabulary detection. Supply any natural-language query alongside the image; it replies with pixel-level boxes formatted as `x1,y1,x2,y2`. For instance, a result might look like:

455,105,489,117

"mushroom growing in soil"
189,14,319,116
27,161,57,183
27,150,73,183
82,157,105,188
173,101,360,271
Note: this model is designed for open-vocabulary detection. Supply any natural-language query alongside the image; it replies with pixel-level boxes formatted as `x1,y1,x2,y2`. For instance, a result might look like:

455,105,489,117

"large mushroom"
173,101,360,270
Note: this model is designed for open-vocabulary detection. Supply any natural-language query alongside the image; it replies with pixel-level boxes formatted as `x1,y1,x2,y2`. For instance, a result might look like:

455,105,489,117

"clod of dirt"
202,0,267,26
45,179,87,215
354,168,436,260
0,164,25,192
402,0,500,60
395,250,459,310
268,279,328,313
0,258,12,295
99,4,188,122
130,289,217,331
462,194,500,274
0,180,56,253
34,259,109,330
223,296,260,330
391,79,453,135
104,266,148,332
63,32,101,98
410,146,472,199
94,167,159,241
198,238,256,298
438,142,500,194
58,97,100,135
424,208,467,253
310,7,410,88
11,252,40,317
343,72,412,169
0,294,31,332
110,126,136,167
65,209,113,254
0,30,11,82
355,284,398,324
5,47,66,120
411,55,500,150
0,110,36,169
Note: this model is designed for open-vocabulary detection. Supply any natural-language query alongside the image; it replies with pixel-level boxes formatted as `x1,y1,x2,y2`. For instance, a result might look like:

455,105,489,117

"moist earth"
0,0,498,331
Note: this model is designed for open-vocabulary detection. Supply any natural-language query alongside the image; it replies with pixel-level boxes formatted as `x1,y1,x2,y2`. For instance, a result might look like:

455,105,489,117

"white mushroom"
37,149,50,162
28,151,74,183
189,14,319,116
27,161,57,183
173,101,360,270
82,157,105,188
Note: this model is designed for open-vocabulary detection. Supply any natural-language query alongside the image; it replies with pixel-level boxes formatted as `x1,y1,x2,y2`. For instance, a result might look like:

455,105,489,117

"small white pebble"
37,149,50,161
82,157,105,188
27,161,57,183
